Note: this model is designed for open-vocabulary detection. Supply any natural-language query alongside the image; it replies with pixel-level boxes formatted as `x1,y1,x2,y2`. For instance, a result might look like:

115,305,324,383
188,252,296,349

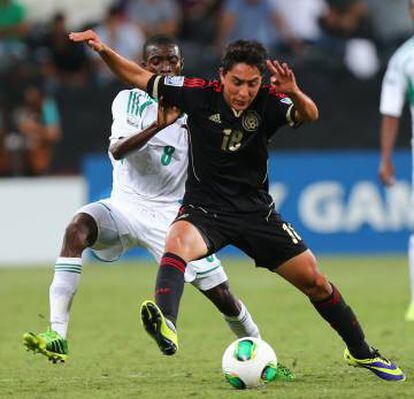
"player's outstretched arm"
379,115,400,186
266,60,319,123
69,30,153,90
110,99,181,160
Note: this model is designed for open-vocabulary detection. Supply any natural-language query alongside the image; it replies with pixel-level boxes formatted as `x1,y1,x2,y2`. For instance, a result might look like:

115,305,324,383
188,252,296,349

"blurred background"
1,0,413,264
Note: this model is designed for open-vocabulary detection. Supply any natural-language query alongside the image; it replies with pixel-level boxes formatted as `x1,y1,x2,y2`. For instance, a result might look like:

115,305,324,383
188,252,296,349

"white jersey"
78,87,225,288
380,37,414,152
109,88,188,206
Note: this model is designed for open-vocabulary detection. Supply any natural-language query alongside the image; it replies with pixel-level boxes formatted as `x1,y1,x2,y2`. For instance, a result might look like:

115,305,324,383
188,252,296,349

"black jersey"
147,75,298,213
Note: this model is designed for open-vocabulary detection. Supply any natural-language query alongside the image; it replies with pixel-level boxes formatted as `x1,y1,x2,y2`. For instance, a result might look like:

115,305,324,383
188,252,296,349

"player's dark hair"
221,40,268,74
142,34,181,61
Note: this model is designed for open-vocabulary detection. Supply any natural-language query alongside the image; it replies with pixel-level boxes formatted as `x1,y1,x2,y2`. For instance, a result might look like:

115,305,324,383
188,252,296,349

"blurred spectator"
318,0,379,79
270,0,326,46
215,0,300,54
177,0,220,75
364,0,414,60
0,0,29,70
127,0,181,37
91,5,144,84
178,0,219,44
13,85,61,175
40,13,90,87
319,0,372,39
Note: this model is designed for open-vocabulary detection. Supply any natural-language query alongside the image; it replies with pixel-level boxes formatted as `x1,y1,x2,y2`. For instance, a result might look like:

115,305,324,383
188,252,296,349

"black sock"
155,252,186,326
311,284,372,359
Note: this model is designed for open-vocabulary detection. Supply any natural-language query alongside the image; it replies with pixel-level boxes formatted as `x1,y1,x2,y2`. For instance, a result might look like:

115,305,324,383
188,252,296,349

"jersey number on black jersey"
221,129,244,152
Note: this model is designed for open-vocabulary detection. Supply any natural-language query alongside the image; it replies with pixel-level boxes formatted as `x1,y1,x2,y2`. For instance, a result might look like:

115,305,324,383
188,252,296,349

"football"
222,337,278,389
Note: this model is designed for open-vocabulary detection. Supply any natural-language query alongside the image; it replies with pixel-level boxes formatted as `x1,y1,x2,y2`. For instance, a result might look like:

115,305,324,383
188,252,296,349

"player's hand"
68,30,105,52
157,97,180,128
266,60,298,95
379,159,396,186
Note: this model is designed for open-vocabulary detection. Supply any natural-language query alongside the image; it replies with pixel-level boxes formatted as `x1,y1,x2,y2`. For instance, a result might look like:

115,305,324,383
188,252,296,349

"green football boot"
344,347,406,381
275,363,296,382
23,328,68,363
140,300,178,355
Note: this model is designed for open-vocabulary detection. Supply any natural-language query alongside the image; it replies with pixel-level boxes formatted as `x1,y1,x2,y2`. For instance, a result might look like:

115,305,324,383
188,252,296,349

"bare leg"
60,213,98,257
201,282,260,338
201,281,240,316
275,250,371,358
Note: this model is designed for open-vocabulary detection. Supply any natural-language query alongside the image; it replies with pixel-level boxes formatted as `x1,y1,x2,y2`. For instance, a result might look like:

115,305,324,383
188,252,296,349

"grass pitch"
1,256,413,398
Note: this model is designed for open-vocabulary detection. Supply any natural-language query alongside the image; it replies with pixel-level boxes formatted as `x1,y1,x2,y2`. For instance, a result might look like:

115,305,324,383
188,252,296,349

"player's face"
411,1,414,20
143,44,182,76
220,63,262,111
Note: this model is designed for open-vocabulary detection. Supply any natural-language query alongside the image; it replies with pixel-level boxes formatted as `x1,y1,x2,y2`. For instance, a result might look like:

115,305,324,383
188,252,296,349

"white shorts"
76,199,227,291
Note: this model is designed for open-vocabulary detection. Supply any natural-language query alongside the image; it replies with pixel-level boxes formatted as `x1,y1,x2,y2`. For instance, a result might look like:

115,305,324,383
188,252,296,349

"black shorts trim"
255,246,308,271
172,206,217,258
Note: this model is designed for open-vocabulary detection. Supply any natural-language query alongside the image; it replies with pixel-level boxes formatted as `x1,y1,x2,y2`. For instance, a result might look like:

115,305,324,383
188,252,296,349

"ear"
180,57,184,71
219,67,225,85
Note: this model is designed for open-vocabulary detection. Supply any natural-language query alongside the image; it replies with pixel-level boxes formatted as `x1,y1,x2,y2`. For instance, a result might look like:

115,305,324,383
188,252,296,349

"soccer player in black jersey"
70,30,405,381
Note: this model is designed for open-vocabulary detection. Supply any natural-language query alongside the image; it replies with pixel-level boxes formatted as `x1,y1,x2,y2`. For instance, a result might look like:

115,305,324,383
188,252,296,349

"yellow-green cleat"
344,347,406,382
405,302,414,321
275,363,296,382
23,328,68,363
140,300,178,356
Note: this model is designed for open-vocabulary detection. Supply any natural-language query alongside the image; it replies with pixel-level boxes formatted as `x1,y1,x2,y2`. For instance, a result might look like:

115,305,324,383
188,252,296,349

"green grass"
1,256,413,398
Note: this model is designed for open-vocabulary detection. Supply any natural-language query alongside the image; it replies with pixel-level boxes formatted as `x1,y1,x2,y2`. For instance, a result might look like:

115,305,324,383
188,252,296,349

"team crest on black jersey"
242,111,260,132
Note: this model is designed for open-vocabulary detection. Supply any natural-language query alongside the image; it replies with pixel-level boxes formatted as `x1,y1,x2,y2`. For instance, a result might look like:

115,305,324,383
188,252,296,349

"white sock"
223,301,261,339
49,257,82,339
409,235,414,303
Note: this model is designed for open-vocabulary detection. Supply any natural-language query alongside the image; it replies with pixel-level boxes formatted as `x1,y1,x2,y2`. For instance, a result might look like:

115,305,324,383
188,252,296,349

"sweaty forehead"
146,44,180,60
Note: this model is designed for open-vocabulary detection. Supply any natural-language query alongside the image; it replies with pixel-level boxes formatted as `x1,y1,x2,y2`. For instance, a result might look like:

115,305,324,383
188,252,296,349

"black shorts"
173,204,308,271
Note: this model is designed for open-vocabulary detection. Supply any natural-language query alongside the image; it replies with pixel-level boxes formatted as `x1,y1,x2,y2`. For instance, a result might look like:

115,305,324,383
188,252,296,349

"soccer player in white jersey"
379,0,414,321
22,35,268,366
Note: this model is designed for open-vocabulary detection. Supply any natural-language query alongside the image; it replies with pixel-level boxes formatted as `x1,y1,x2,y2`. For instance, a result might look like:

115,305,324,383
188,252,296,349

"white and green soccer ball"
222,337,278,389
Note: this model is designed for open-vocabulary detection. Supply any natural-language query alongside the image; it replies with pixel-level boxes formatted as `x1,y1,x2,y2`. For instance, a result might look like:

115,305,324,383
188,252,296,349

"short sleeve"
110,89,157,140
263,89,300,136
147,75,208,114
380,53,409,118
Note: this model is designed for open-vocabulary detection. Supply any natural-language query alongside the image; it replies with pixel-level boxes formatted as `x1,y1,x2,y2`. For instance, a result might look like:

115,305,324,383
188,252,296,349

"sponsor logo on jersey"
164,76,185,87
242,111,260,132
280,97,293,105
208,113,222,124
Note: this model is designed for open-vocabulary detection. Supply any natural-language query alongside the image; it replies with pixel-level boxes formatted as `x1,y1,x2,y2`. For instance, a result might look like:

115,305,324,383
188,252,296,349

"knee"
64,220,91,249
164,233,187,257
164,225,204,261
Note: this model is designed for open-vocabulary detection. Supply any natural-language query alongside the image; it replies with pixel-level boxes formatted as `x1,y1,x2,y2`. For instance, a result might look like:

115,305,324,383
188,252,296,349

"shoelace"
370,347,391,364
